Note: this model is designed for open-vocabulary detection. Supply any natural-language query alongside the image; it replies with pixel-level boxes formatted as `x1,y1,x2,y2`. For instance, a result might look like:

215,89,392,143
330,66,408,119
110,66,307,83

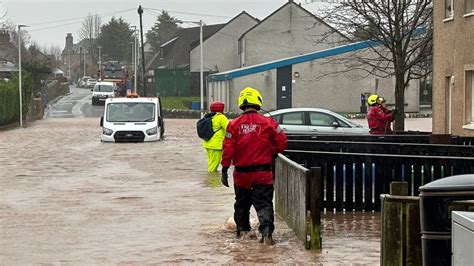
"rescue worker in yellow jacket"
203,101,229,172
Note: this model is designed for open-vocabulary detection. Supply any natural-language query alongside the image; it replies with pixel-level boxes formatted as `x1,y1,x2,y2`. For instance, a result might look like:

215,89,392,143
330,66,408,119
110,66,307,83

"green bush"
0,73,32,127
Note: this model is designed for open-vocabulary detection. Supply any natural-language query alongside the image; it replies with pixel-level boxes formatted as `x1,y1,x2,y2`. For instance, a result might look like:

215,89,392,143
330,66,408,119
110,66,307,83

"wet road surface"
5,89,439,264
0,117,382,264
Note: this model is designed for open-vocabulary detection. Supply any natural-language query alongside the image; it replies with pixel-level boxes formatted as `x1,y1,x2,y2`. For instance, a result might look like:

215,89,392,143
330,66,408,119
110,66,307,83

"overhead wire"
28,8,136,32
144,7,231,19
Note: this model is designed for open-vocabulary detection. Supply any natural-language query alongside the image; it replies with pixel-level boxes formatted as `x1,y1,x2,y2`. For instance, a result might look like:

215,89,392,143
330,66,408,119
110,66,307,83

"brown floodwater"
0,118,380,264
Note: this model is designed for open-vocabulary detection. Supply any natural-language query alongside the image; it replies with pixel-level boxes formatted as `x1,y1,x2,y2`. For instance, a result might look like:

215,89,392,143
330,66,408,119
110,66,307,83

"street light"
131,26,138,93
18,24,28,127
183,20,204,116
98,46,102,79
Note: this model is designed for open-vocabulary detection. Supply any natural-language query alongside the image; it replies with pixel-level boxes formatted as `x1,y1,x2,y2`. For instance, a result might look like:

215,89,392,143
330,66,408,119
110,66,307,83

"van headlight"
103,127,113,136
146,127,158,135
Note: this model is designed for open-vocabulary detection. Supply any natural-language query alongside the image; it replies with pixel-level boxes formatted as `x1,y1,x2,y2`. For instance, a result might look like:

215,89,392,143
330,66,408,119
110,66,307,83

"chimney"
65,33,73,50
0,30,10,43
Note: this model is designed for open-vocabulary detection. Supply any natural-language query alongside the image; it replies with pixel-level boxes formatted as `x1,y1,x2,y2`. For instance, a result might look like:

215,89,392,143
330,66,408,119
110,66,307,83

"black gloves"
221,167,229,187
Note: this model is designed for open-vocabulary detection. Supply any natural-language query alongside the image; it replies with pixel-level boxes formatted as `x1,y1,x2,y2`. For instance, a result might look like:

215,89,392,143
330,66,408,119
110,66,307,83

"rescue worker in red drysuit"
366,94,397,135
220,87,287,245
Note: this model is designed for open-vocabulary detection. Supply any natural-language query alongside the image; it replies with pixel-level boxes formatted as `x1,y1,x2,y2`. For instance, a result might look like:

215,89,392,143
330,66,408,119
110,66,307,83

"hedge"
0,73,32,127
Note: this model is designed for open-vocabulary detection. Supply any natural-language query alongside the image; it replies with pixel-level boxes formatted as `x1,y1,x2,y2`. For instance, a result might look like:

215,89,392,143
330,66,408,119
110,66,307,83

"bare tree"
79,13,101,64
318,0,433,131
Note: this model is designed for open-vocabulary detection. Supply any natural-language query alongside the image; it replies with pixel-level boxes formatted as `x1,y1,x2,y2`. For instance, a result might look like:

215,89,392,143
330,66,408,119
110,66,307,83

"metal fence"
285,150,474,212
274,154,321,249
286,134,474,146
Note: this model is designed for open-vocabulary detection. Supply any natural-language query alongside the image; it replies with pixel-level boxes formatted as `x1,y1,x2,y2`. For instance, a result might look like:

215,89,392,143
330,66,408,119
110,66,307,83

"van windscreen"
106,103,155,122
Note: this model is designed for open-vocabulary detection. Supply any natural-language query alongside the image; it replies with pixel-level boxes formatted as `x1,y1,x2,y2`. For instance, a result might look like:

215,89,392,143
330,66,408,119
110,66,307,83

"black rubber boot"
260,233,275,245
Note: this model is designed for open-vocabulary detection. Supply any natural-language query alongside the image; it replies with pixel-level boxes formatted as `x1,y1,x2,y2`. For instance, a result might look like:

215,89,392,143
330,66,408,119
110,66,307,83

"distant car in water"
86,78,97,88
264,108,369,135
79,76,91,88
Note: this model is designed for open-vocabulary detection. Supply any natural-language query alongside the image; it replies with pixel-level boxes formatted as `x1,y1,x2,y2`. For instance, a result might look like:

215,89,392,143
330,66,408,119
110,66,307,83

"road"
1,86,432,264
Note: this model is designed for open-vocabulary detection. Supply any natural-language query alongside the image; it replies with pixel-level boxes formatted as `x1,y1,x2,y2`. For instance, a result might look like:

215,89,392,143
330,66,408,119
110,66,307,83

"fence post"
381,182,422,265
306,167,322,250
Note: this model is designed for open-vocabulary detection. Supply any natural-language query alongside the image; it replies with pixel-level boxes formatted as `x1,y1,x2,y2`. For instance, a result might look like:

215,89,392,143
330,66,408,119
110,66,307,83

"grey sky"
1,0,324,51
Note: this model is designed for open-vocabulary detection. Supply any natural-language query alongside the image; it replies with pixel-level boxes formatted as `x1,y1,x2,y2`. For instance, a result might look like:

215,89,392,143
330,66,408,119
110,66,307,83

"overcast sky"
1,0,325,51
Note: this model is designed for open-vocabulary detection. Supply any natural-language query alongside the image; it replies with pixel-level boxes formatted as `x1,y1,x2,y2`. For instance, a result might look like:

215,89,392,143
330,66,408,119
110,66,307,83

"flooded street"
1,100,382,264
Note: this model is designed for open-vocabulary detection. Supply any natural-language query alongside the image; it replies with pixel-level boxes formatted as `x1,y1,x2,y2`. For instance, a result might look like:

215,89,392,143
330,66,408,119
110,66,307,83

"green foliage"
23,59,52,93
0,73,32,126
161,96,200,110
97,17,134,63
146,11,182,52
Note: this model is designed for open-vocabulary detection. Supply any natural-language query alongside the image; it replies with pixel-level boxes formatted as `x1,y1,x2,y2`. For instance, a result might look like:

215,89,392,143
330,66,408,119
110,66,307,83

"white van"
100,97,165,142
92,81,117,105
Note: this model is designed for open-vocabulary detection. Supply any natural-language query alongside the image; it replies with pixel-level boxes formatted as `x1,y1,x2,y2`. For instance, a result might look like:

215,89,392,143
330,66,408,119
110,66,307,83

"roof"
148,23,225,70
0,61,17,72
208,39,380,81
189,11,259,50
106,97,159,103
238,1,348,42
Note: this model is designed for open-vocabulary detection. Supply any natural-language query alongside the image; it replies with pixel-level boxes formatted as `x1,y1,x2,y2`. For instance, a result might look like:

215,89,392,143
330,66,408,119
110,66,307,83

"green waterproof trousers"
206,149,222,172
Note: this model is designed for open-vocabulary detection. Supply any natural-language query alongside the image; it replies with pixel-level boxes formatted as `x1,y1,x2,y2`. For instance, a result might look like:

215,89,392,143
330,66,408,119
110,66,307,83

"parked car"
264,108,369,135
79,76,91,88
86,78,97,88
91,81,117,105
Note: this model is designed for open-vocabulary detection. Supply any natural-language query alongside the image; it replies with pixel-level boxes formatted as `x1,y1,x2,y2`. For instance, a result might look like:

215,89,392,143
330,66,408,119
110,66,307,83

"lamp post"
83,46,86,77
183,20,204,116
131,26,138,93
98,46,102,79
18,24,28,127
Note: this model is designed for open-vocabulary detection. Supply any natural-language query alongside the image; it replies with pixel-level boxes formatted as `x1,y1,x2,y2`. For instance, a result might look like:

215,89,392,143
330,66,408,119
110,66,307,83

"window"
309,112,335,127
281,112,304,125
466,0,474,14
271,114,282,124
466,71,474,124
445,0,454,19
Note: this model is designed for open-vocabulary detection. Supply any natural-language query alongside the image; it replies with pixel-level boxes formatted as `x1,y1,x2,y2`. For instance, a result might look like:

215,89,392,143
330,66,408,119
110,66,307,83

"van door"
158,97,165,138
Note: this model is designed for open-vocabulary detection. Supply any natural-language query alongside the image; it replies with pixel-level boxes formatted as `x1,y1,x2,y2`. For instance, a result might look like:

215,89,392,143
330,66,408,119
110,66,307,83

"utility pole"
131,26,138,93
138,5,147,96
79,46,83,77
18,24,28,127
199,20,203,114
134,29,138,93
68,49,71,80
83,46,86,77
98,46,102,79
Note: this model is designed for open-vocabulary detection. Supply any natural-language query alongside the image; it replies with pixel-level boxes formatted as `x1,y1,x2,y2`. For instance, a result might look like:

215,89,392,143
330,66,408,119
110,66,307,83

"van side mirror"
100,116,104,127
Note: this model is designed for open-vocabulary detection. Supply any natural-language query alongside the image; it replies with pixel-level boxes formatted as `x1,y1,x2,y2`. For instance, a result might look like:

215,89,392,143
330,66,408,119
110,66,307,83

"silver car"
265,108,369,135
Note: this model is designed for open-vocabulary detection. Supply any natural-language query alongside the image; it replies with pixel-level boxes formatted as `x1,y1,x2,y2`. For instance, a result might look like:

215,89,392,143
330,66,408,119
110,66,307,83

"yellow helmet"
367,94,379,106
238,87,263,110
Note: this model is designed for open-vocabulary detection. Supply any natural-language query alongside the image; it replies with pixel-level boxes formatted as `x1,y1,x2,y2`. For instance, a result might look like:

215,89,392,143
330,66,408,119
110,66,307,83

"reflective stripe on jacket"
202,112,229,150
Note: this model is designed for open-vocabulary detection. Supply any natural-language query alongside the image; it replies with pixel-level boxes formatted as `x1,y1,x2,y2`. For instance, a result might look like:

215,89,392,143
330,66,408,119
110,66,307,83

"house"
432,0,474,136
189,11,259,74
0,31,18,79
238,0,348,68
61,33,94,81
207,40,419,114
147,24,224,97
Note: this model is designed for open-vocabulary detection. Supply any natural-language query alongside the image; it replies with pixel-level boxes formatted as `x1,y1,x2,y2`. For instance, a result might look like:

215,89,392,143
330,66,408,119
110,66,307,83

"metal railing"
285,150,474,212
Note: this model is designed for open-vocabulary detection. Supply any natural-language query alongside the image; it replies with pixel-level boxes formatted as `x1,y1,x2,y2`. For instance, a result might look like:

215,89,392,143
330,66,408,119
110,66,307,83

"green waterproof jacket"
202,112,229,150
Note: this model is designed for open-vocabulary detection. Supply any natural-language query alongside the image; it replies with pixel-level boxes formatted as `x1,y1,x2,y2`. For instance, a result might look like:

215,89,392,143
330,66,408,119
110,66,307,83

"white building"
208,41,419,114
238,0,348,67
190,11,259,74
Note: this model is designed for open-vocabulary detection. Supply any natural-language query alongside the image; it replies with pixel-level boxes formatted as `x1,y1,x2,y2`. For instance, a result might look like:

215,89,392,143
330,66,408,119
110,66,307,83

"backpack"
197,113,218,140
